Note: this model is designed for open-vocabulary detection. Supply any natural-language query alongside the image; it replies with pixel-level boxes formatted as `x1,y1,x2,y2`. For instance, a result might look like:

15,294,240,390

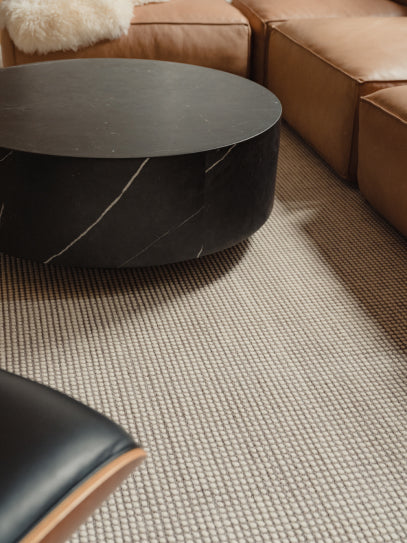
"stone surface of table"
0,59,281,267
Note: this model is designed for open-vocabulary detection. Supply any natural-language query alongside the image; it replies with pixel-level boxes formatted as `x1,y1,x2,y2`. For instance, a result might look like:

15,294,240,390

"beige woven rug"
1,125,406,542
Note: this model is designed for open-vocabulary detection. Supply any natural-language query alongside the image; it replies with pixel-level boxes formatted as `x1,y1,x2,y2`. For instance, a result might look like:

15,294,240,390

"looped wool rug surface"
1,125,406,543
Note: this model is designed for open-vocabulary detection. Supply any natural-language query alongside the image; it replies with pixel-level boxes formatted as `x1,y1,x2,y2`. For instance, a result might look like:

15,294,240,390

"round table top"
0,59,281,159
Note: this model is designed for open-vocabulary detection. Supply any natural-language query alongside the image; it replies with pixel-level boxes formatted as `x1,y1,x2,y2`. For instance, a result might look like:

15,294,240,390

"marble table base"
0,126,279,268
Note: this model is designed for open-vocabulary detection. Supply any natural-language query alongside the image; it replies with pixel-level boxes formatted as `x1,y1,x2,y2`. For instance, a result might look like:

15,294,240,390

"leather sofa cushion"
358,86,407,236
231,0,407,83
267,18,407,179
0,370,137,543
1,0,251,77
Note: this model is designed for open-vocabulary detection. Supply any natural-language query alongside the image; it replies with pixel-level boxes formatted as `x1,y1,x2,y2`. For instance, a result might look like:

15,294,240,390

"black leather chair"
0,370,146,543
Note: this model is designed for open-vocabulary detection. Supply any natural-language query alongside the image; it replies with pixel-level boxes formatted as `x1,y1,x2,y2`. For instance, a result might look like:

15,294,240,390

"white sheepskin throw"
0,0,168,55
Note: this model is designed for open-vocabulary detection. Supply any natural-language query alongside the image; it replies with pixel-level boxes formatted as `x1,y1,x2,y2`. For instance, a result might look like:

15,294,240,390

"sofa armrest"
1,28,17,67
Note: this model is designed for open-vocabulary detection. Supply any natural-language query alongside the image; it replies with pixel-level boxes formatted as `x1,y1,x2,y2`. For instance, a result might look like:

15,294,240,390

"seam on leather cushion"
361,95,407,125
233,0,266,23
244,20,251,77
272,26,363,82
269,29,359,179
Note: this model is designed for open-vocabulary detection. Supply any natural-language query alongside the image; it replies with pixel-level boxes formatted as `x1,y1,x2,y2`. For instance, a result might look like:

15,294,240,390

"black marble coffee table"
0,59,281,267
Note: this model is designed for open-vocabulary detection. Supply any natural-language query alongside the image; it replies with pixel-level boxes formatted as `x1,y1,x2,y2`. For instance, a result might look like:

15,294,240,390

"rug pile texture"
1,125,406,542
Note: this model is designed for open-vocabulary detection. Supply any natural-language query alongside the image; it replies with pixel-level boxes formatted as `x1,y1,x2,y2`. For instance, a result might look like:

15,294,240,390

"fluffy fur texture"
0,0,168,55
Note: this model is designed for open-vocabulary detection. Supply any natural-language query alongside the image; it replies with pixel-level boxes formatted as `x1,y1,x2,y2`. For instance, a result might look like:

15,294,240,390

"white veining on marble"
205,144,237,174
44,158,150,264
120,206,204,267
0,150,13,162
197,245,204,258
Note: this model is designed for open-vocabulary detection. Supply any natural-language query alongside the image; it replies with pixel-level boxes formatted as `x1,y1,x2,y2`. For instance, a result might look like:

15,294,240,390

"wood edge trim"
21,448,146,543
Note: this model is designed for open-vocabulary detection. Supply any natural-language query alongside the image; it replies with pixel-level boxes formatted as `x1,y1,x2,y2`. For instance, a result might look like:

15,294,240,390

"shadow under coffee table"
0,59,281,267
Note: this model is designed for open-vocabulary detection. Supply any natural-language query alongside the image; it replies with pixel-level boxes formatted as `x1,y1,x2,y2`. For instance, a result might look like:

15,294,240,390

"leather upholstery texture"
0,370,138,543
358,86,407,236
266,18,407,179
231,0,407,83
0,0,251,77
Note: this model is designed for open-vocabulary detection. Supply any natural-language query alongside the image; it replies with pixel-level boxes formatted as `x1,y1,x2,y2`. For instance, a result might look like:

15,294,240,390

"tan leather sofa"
1,0,251,77
231,0,407,84
358,86,407,236
267,17,407,180
230,0,407,234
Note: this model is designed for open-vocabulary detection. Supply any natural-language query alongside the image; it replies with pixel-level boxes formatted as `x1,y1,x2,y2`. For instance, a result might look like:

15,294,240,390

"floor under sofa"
1,123,406,543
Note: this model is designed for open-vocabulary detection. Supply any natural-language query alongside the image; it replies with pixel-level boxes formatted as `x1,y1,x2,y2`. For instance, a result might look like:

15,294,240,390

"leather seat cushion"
1,0,250,77
358,86,407,236
0,370,137,543
231,0,407,83
267,18,407,179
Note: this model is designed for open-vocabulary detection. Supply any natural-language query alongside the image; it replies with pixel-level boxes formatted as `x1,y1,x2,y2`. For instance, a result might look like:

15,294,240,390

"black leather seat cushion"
0,370,138,543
